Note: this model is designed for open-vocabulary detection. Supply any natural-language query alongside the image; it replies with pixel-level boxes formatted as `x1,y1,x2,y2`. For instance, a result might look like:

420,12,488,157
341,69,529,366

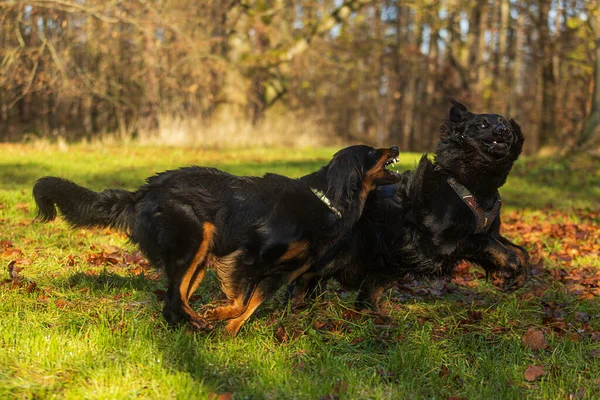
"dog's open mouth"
485,139,510,157
384,154,400,169
377,149,400,184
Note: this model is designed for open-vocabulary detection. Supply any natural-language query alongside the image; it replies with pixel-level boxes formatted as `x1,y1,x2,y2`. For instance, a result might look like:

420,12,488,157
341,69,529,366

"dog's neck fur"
434,141,519,198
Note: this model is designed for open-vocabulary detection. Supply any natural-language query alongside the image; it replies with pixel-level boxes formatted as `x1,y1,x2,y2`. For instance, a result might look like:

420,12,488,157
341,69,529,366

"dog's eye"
478,123,489,129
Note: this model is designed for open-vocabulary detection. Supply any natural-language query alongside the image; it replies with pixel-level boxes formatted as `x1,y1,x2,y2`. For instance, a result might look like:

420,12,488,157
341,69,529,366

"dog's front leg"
465,235,528,290
495,235,529,271
288,273,323,309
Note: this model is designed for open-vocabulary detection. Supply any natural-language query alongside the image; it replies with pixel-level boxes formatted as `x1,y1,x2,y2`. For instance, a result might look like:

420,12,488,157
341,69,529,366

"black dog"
295,100,529,309
33,145,399,335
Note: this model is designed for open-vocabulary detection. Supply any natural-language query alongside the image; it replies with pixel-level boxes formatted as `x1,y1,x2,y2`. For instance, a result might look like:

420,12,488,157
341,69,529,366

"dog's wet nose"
391,146,399,152
495,126,509,136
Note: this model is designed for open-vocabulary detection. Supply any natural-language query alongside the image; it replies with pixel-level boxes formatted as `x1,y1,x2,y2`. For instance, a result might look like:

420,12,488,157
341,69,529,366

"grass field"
0,143,599,399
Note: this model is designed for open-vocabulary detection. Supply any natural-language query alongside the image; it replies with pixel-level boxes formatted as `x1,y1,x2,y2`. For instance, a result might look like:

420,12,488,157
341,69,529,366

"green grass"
0,143,599,399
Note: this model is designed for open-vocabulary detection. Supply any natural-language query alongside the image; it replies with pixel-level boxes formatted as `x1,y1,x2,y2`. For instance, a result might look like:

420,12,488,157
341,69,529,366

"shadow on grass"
66,271,154,292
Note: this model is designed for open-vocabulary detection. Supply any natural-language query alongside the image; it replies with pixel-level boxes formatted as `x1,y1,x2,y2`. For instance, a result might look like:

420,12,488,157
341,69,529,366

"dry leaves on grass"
524,364,545,382
439,364,451,378
522,328,549,351
2,260,38,294
274,324,289,343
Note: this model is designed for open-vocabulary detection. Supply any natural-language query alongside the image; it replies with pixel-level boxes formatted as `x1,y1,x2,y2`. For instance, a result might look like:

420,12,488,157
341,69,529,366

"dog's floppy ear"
508,118,525,157
449,98,469,123
326,150,362,209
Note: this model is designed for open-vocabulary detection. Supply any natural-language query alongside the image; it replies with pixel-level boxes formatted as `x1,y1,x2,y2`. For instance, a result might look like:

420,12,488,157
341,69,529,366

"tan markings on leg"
487,245,512,268
204,295,245,321
225,289,266,337
511,246,529,268
279,241,310,263
186,269,206,300
212,249,243,301
288,262,312,283
179,222,216,316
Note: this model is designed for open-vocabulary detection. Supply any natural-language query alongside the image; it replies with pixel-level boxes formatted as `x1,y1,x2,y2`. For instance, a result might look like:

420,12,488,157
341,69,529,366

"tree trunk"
509,5,525,119
475,1,489,100
497,0,510,114
578,0,600,148
538,0,556,148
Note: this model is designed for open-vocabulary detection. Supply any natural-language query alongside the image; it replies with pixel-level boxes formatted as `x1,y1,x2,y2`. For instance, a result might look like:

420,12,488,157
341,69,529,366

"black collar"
447,176,501,234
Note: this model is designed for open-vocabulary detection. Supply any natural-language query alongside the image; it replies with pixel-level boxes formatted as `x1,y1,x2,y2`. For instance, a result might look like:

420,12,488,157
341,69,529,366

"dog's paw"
188,317,213,332
499,252,528,292
202,307,219,321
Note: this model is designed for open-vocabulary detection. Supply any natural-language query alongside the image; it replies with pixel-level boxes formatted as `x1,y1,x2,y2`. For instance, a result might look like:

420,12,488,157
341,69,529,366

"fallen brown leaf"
8,260,19,281
274,324,289,343
524,364,545,382
99,244,121,254
439,364,451,378
351,337,366,345
312,320,327,330
26,281,37,293
522,328,549,351
342,309,363,322
54,299,68,309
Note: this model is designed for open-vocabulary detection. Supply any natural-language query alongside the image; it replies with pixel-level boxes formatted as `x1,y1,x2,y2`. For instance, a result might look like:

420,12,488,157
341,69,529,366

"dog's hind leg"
288,273,322,309
225,263,312,336
202,249,248,322
224,277,280,337
162,222,215,328
355,284,385,311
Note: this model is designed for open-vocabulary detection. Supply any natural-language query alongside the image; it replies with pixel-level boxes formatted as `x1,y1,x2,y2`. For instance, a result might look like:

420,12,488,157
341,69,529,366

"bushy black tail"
33,177,137,233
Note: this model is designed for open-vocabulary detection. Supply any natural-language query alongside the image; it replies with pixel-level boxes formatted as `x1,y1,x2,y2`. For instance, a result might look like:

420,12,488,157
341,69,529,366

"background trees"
0,0,595,153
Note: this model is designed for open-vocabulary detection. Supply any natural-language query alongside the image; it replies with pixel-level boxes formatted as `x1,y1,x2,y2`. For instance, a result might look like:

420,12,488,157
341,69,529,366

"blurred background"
0,0,598,153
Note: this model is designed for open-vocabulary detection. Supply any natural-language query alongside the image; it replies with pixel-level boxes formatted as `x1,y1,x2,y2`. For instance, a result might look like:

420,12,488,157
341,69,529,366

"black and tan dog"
294,100,529,309
33,145,399,335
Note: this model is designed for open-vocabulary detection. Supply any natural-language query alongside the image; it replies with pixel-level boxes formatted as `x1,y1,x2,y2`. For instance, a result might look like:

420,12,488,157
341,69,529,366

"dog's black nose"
391,146,399,152
495,126,509,135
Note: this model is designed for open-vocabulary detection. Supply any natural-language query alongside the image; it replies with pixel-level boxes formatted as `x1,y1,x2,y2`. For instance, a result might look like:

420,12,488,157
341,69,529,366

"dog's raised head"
436,99,525,190
442,99,524,160
326,145,400,211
